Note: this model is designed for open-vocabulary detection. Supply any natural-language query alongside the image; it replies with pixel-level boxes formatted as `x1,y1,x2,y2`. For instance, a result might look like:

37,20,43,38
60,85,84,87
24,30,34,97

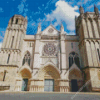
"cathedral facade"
0,6,100,92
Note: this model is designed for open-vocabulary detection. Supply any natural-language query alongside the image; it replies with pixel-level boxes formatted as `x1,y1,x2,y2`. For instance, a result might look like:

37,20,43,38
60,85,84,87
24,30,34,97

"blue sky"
0,0,100,48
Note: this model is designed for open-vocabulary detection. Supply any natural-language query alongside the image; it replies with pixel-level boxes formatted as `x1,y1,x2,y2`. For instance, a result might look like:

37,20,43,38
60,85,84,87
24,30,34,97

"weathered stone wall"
0,66,17,91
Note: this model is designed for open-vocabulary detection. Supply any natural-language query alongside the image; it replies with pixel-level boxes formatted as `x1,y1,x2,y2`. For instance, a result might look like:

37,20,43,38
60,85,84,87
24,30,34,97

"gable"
42,25,59,36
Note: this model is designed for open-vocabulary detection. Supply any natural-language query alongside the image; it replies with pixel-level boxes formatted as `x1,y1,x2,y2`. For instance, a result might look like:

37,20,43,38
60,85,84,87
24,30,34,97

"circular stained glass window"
44,43,56,56
48,28,54,33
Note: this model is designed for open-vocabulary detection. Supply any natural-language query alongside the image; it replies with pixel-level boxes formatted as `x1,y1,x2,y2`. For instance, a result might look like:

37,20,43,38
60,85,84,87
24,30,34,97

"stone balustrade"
29,85,44,92
60,86,69,92
14,85,21,91
0,86,10,91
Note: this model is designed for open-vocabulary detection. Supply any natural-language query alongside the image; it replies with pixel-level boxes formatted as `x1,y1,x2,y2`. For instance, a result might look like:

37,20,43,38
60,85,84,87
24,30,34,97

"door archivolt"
19,68,32,79
38,65,60,80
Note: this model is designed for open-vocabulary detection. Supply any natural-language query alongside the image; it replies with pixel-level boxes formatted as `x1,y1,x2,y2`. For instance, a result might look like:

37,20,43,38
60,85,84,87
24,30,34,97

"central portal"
44,79,54,92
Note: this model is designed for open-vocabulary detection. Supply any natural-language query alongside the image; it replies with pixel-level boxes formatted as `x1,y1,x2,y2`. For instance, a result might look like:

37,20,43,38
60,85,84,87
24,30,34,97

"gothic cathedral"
0,6,100,92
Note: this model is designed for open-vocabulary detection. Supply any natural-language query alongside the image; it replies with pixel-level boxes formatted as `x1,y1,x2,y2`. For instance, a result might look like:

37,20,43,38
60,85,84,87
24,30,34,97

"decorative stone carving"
48,28,54,33
43,43,56,56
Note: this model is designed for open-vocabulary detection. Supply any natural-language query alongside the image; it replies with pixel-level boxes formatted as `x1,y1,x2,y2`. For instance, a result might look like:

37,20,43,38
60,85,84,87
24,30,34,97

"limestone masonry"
0,6,100,92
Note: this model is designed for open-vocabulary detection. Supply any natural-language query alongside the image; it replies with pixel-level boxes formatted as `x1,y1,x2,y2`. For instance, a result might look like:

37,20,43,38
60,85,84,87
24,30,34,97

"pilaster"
13,30,18,49
84,40,93,67
90,41,98,67
86,19,93,38
81,18,88,38
92,20,99,38
6,30,11,48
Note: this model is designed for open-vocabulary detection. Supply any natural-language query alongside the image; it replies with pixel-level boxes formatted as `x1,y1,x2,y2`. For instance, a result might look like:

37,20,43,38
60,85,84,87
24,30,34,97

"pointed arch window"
69,52,80,68
15,18,18,24
22,51,31,66
7,54,10,64
11,36,14,48
97,49,100,61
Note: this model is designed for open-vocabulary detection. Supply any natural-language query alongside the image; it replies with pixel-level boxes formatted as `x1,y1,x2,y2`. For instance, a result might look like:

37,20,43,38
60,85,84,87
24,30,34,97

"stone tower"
76,6,100,91
0,15,27,66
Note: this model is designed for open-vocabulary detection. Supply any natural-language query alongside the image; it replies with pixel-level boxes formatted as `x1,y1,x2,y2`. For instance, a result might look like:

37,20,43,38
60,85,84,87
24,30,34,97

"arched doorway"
20,68,32,91
38,64,60,92
16,63,32,91
69,64,83,92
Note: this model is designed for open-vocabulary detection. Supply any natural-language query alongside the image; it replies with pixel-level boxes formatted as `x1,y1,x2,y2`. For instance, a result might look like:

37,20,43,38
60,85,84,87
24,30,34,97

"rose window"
44,43,56,56
48,28,54,33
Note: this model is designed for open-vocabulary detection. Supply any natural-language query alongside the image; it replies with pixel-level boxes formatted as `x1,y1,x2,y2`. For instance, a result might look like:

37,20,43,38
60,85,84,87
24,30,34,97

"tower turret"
0,15,27,66
60,24,64,34
79,6,84,15
94,5,99,15
2,15,27,50
37,23,41,34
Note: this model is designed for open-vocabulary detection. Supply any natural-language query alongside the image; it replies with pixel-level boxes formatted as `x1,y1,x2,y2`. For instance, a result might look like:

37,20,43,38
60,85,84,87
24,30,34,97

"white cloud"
77,0,91,5
84,0,89,4
17,0,28,16
0,42,2,50
67,32,76,35
97,2,100,6
0,7,3,12
69,2,73,5
0,28,5,42
45,0,79,31
87,4,93,10
77,2,82,5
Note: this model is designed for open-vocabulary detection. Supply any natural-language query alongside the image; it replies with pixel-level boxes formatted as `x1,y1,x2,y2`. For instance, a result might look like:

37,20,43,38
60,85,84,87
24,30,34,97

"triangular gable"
69,63,81,72
42,25,59,35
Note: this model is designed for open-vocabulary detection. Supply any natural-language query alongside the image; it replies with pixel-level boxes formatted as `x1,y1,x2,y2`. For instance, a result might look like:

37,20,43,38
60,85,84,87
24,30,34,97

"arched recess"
22,51,31,67
38,65,60,79
16,64,32,91
38,64,61,92
69,51,80,68
19,68,32,78
68,63,83,92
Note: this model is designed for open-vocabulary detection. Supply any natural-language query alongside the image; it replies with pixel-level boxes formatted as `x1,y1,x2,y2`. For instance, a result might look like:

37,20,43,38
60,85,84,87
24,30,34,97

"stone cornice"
81,66,100,70
0,65,18,67
79,38,100,46
0,48,21,53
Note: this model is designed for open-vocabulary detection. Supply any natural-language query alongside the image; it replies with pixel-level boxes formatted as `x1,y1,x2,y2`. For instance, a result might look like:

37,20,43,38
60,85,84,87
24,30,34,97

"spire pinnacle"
94,4,99,15
79,6,84,14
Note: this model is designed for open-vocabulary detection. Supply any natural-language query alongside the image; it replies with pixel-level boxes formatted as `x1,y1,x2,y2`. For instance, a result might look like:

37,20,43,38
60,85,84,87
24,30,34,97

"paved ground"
0,92,100,100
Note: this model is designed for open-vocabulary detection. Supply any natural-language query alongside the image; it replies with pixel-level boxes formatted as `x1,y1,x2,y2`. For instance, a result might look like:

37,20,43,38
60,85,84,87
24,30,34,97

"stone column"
0,51,4,64
16,30,21,49
84,40,93,67
92,20,99,38
9,30,14,48
86,19,93,38
13,30,18,49
33,34,41,69
97,20,100,37
80,41,87,68
6,30,11,48
18,51,21,66
13,51,17,65
95,41,100,67
81,19,88,38
90,41,98,67
19,33,24,50
60,39,66,70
